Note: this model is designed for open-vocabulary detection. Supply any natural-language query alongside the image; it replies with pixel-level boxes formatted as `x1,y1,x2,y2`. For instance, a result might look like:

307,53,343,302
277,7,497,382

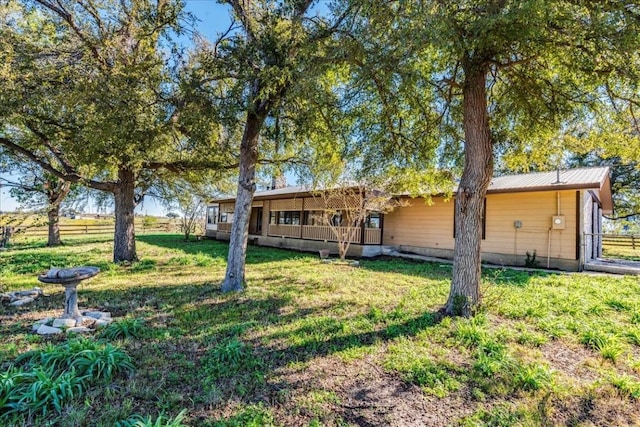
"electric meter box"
551,215,565,230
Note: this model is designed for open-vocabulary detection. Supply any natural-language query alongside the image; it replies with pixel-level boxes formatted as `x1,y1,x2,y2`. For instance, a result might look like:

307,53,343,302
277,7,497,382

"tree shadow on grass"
133,294,443,416
137,234,318,265
360,256,544,287
1,266,447,424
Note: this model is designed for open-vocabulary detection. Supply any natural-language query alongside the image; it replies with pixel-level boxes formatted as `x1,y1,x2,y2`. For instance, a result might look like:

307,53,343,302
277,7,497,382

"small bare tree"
313,184,404,260
178,195,206,241
158,176,233,241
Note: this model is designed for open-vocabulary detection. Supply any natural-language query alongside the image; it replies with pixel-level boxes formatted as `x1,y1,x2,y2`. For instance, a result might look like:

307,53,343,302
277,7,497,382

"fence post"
633,235,636,250
85,225,88,234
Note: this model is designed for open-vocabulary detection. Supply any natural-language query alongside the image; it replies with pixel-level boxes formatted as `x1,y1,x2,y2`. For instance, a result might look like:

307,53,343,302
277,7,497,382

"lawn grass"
1,235,639,426
603,244,640,261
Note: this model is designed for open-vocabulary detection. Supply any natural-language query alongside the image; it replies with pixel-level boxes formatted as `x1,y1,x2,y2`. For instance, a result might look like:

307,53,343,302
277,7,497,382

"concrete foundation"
214,232,579,271
397,244,580,271
215,232,384,258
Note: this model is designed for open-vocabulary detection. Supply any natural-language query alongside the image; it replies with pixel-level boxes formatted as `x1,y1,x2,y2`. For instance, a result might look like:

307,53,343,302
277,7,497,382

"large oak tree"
353,1,640,316
195,0,357,292
0,0,233,262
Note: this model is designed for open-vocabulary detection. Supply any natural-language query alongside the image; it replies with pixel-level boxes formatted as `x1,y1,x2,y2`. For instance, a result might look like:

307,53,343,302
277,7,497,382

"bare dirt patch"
539,340,601,384
270,352,479,427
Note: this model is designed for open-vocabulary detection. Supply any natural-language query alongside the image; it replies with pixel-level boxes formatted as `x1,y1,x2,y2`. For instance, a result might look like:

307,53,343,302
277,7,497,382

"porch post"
299,198,304,238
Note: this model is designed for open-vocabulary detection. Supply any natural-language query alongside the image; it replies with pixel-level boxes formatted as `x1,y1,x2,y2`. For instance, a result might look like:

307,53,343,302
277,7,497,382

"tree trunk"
47,205,62,246
46,180,71,247
445,60,493,317
222,110,264,292
113,167,138,263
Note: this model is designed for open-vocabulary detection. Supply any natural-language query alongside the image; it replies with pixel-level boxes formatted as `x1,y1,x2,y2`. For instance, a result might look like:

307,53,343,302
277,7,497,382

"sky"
0,0,234,216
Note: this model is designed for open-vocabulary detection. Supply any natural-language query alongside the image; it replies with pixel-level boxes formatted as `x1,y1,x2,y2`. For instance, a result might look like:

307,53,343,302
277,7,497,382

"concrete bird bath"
38,266,100,320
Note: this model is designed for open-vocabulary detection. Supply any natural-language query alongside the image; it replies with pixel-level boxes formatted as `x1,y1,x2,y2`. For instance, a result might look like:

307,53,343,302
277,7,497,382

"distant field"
604,245,640,261
1,214,181,241
1,235,639,426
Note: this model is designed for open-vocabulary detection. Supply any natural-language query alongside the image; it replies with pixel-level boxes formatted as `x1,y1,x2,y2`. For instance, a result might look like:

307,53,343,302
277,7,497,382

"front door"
256,208,263,234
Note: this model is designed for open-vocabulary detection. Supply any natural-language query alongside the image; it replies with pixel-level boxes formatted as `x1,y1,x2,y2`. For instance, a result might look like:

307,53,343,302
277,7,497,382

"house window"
220,212,232,223
303,211,322,225
270,211,300,225
207,206,219,224
365,212,381,228
453,198,486,239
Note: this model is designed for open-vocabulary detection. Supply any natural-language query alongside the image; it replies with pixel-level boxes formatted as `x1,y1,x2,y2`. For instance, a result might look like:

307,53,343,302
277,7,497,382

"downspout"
576,191,583,271
548,191,561,269
547,229,551,269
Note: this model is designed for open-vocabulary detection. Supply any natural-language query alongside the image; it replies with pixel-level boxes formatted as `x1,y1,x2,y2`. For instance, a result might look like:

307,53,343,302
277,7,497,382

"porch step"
584,259,640,275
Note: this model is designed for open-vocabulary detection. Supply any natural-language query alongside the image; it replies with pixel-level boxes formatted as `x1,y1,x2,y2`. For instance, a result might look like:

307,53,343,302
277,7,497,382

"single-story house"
206,167,613,271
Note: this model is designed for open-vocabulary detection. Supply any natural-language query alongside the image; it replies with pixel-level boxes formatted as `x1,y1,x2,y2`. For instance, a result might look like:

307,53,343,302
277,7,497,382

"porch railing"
364,228,382,244
238,223,383,244
301,225,365,244
268,224,302,238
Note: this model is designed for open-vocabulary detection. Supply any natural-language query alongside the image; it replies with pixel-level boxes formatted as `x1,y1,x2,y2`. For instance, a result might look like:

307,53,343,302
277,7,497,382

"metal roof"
212,167,613,210
487,166,610,193
213,185,310,203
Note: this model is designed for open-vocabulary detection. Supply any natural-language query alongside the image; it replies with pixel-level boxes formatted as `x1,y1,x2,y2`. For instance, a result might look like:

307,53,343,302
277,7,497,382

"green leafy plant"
460,404,526,427
609,374,640,399
513,363,554,391
524,250,539,268
1,339,135,421
210,338,248,366
516,331,548,347
203,337,261,380
17,338,134,381
473,340,509,377
580,329,610,351
209,403,276,427
115,409,189,427
100,318,146,340
455,316,489,347
13,367,85,417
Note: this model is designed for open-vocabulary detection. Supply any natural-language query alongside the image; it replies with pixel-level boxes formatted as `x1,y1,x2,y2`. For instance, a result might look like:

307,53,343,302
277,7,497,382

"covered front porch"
216,223,382,246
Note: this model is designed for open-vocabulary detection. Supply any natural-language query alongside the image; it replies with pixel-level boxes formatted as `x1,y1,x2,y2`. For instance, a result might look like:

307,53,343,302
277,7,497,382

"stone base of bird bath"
34,266,112,335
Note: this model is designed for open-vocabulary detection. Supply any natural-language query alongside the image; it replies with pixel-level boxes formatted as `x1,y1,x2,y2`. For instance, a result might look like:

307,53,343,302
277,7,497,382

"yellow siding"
383,197,455,250
483,191,577,260
383,190,579,260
